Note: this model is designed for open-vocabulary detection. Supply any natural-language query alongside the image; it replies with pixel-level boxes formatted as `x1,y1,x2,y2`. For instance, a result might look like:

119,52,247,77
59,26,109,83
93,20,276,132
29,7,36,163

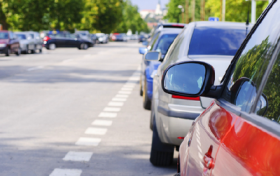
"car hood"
0,39,9,44
187,55,233,108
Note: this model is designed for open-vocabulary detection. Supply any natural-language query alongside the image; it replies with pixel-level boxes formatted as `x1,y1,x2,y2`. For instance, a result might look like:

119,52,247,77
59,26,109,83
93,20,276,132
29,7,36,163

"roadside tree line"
165,0,269,23
0,0,149,33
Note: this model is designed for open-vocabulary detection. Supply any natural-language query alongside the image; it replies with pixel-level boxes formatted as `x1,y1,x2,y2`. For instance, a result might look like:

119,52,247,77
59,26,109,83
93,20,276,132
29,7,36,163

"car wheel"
5,48,10,56
49,43,56,50
39,48,42,53
83,43,88,50
150,118,174,166
143,77,151,110
31,45,36,53
16,48,21,56
140,76,143,96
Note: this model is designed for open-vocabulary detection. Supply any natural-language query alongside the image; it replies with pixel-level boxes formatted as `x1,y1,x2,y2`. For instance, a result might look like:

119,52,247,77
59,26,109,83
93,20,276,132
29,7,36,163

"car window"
222,2,280,114
188,27,247,56
154,34,178,55
150,33,160,51
30,34,34,39
16,34,27,40
0,32,9,39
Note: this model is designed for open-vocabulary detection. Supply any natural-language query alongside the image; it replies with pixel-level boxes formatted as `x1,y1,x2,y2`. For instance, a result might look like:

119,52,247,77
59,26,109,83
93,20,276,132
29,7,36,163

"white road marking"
98,112,117,118
198,152,203,160
85,127,107,135
197,145,202,153
121,87,133,91
108,101,124,107
118,91,131,94
49,168,82,176
128,77,140,81
196,133,200,140
92,120,112,126
27,66,44,71
75,137,101,146
123,84,135,88
103,107,120,112
112,98,127,102
115,94,129,98
196,138,201,146
63,151,93,162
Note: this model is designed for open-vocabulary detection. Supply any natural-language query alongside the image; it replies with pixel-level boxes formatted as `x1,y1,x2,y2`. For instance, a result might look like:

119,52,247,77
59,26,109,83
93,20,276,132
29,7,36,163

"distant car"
139,28,183,109
44,33,93,50
148,22,252,166
115,33,128,42
96,33,108,44
16,31,43,54
90,34,98,45
0,30,21,56
138,35,147,42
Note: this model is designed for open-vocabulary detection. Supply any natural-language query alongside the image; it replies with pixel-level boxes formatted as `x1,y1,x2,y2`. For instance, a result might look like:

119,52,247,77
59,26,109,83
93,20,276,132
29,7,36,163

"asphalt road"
0,41,177,176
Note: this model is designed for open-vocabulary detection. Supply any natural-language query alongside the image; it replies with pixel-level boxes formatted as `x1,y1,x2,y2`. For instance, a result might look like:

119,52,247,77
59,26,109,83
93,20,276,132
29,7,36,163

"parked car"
138,35,147,43
0,30,21,56
147,21,252,166
44,33,93,50
114,33,128,42
162,2,280,175
96,33,109,43
139,28,183,110
90,34,98,45
16,31,43,53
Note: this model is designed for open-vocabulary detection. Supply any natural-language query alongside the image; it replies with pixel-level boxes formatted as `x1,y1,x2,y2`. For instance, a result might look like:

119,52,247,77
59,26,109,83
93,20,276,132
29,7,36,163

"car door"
211,2,280,175
9,32,17,53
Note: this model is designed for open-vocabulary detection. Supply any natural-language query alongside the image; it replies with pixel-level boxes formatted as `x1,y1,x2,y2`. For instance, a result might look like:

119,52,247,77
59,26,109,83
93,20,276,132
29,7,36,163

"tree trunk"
192,0,195,22
186,0,189,23
200,0,205,21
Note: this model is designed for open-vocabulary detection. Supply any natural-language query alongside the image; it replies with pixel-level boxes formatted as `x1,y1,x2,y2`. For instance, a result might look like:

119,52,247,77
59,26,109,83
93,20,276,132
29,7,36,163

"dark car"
161,1,280,175
0,31,21,56
44,33,93,50
138,35,147,43
115,33,128,42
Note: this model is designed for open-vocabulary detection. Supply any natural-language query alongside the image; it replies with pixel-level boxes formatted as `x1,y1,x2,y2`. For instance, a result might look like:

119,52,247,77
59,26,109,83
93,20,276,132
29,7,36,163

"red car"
0,30,21,56
162,1,280,175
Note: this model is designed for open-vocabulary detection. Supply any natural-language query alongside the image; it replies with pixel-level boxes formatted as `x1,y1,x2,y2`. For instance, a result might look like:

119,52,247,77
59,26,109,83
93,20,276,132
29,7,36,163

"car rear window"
0,32,9,39
16,34,26,40
155,34,178,55
188,27,247,56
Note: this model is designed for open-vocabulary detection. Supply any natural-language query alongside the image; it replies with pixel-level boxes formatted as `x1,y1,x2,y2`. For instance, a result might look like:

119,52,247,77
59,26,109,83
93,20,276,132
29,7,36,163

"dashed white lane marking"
85,127,107,135
196,138,201,146
92,120,112,126
197,145,202,153
118,91,131,94
103,107,120,112
112,98,127,102
49,168,82,176
123,84,136,88
121,87,133,91
116,94,129,98
63,151,93,162
196,133,200,140
75,137,101,146
108,101,124,107
98,112,117,118
27,66,44,71
198,152,203,160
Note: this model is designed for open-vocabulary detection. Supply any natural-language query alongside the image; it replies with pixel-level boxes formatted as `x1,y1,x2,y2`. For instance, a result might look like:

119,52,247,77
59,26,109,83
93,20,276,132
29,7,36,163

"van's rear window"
188,27,247,56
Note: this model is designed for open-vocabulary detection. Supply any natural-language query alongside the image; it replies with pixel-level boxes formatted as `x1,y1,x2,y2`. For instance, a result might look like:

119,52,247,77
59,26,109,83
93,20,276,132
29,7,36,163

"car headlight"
0,44,6,47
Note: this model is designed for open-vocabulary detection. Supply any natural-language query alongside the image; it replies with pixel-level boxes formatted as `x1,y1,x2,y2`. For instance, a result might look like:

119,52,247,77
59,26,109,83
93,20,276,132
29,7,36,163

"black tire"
31,45,36,54
49,43,56,50
39,48,42,53
150,103,155,130
83,43,88,50
150,118,174,166
5,48,10,56
140,76,143,96
16,48,21,56
143,77,151,110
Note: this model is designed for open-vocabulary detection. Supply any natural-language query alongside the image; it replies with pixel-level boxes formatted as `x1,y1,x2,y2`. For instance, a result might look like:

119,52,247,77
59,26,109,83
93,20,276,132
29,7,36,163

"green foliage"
115,0,149,33
0,0,148,34
165,0,269,23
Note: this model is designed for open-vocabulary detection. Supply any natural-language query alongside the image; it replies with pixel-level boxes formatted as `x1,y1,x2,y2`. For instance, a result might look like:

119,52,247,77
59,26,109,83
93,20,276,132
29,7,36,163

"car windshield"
16,34,27,40
188,27,247,56
0,32,9,39
154,34,177,55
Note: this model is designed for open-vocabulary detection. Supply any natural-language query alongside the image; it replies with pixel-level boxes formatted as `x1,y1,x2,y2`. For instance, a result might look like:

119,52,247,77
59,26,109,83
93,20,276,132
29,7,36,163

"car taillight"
172,95,200,101
44,36,50,41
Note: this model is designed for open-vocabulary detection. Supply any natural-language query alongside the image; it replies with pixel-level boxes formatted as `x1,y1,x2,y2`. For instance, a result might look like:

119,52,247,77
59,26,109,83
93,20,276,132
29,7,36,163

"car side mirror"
139,47,148,55
144,51,161,61
162,61,215,97
142,41,148,46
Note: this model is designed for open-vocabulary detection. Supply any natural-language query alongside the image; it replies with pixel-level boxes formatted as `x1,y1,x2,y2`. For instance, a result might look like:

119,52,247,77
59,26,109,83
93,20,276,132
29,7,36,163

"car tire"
31,45,36,54
140,76,143,96
49,43,56,50
150,118,174,166
83,43,88,50
39,48,42,53
5,48,10,56
143,77,151,110
16,48,21,56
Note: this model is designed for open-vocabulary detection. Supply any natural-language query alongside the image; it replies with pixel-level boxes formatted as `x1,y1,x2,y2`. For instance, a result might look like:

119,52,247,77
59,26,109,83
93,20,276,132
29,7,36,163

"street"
0,41,177,176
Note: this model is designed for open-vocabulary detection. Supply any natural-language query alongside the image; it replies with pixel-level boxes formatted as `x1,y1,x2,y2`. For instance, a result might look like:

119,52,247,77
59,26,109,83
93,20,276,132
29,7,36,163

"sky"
130,0,170,11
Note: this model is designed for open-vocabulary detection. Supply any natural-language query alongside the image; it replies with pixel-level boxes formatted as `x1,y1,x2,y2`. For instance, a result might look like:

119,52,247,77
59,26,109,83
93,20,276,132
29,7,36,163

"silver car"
148,21,252,166
15,32,34,54
27,31,43,53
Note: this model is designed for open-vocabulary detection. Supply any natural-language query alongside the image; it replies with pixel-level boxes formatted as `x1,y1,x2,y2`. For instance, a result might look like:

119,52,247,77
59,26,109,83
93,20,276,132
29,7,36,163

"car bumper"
0,47,7,53
156,104,204,146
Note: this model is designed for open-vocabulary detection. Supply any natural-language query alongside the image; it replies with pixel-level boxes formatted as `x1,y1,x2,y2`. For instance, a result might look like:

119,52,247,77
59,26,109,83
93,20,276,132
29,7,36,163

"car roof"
159,28,183,35
194,21,253,28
